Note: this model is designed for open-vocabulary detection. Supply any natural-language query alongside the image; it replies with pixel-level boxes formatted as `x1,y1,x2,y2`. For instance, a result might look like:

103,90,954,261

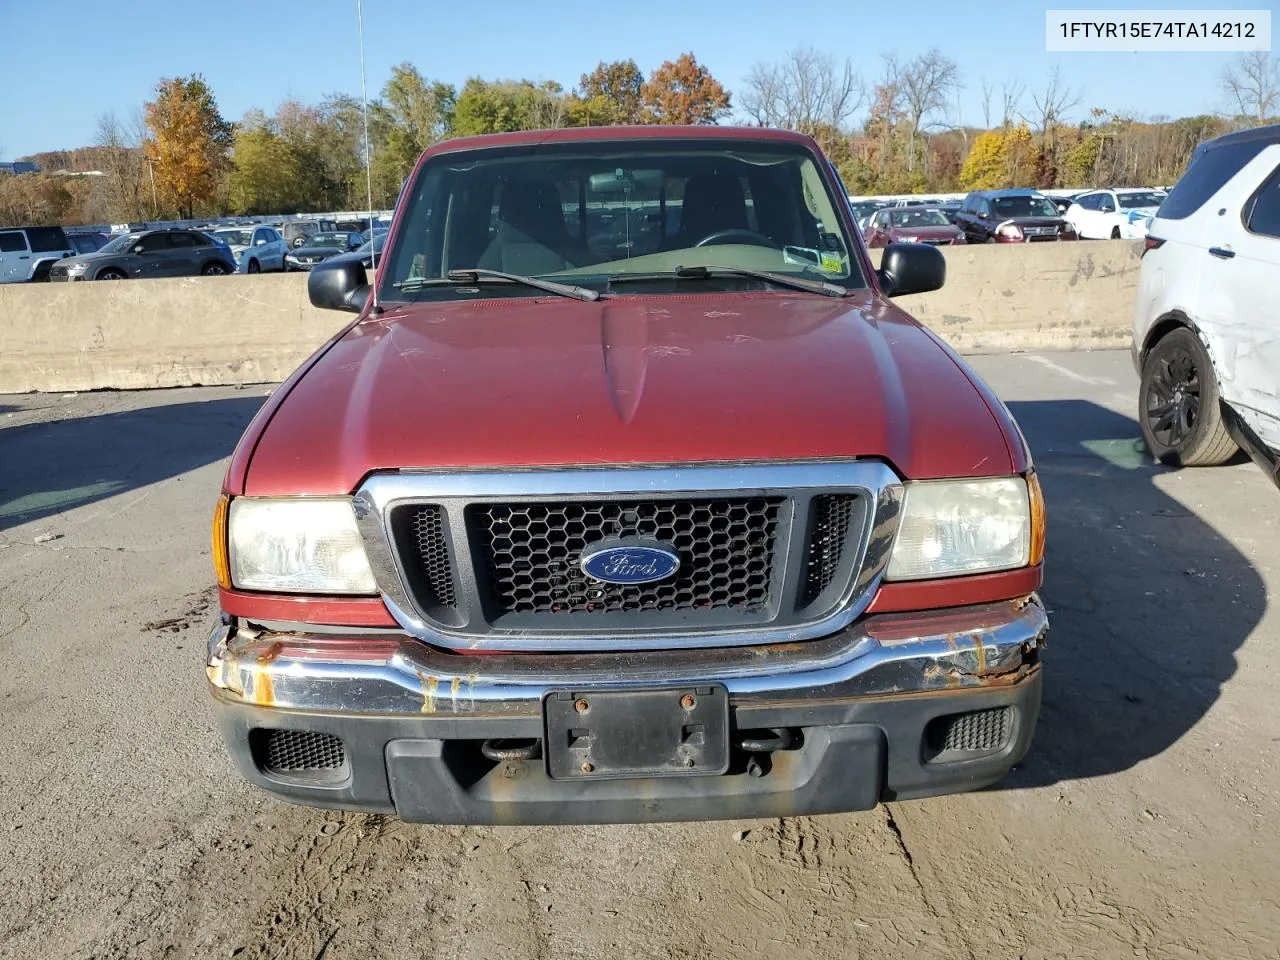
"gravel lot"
2,350,1277,959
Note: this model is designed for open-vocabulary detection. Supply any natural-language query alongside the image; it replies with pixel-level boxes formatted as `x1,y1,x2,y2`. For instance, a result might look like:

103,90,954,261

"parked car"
955,190,1079,243
281,219,338,249
856,204,891,234
207,126,1048,825
934,200,963,224
213,226,289,273
326,231,387,270
890,197,943,207
283,231,366,271
47,228,237,281
67,232,110,255
864,206,967,247
1047,194,1079,216
0,225,77,282
1132,123,1280,484
849,200,885,227
1065,188,1168,240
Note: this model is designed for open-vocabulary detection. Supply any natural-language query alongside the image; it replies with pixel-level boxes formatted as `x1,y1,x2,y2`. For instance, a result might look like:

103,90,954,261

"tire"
246,258,260,274
201,261,230,276
97,268,126,281
1139,327,1238,467
1110,226,1121,239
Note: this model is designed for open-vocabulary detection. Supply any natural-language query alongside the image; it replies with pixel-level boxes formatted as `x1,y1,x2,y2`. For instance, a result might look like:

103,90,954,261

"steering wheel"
694,229,781,249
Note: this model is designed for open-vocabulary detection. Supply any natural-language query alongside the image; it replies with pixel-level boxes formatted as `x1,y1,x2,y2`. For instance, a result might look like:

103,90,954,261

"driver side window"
1098,195,1116,213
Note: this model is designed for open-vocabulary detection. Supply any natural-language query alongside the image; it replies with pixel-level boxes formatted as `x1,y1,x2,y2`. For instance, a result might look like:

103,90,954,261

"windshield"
357,233,387,254
890,209,951,228
991,195,1060,219
215,229,253,246
98,234,140,254
1117,192,1166,210
308,232,350,248
379,139,863,302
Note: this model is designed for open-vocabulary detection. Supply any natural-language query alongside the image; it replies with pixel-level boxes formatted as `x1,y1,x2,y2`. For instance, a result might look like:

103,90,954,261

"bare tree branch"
1001,77,1025,127
1022,66,1080,134
898,49,961,171
740,46,866,131
981,78,993,129
1220,52,1279,123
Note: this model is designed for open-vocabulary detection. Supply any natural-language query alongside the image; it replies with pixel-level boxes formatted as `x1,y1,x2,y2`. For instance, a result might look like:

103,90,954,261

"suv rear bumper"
207,597,1046,824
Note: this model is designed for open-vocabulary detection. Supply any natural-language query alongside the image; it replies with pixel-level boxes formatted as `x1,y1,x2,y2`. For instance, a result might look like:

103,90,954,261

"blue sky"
0,0,1266,158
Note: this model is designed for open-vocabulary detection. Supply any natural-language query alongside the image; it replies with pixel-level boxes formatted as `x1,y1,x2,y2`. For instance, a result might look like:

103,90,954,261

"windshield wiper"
609,265,848,298
395,268,599,302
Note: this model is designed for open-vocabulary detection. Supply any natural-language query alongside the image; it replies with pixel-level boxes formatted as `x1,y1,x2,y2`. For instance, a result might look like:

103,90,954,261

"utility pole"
142,155,159,219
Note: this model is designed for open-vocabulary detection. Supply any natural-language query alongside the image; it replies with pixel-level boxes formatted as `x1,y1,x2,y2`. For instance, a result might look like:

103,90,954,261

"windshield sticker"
819,253,844,273
782,245,821,268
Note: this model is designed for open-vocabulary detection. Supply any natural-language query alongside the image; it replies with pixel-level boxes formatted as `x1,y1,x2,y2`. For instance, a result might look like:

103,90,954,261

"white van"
0,225,77,283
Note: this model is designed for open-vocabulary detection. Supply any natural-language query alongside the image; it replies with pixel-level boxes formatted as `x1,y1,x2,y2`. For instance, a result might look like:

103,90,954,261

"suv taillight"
1142,236,1166,256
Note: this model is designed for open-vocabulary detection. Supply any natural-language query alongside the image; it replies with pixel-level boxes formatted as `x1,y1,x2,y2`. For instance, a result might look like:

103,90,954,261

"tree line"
1,49,1275,228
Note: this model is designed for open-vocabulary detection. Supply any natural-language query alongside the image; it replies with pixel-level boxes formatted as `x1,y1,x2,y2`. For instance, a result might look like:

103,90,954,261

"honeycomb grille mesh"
470,497,783,615
802,495,857,603
409,505,457,608
938,708,1011,753
260,729,347,772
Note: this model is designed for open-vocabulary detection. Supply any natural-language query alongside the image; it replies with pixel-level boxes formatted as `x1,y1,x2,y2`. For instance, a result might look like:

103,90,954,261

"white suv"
1132,125,1280,483
0,225,77,283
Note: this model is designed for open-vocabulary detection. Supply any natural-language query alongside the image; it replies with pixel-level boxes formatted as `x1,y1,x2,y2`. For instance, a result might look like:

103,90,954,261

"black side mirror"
309,257,370,312
877,243,945,297
977,211,989,220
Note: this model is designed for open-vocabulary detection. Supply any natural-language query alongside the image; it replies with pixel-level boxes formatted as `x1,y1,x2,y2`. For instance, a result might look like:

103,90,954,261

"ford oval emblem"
580,544,680,585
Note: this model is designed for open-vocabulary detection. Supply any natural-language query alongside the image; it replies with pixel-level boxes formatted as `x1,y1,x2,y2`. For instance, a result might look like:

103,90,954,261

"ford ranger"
207,126,1047,824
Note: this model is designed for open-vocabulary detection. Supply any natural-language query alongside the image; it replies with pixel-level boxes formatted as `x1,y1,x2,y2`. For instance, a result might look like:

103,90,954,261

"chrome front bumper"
207,596,1046,716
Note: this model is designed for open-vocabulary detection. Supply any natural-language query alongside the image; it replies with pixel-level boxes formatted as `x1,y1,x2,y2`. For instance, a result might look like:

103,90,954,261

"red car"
207,126,1047,824
865,206,968,248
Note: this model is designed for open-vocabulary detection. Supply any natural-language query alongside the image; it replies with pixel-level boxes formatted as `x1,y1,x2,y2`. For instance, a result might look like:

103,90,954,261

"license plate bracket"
544,686,729,780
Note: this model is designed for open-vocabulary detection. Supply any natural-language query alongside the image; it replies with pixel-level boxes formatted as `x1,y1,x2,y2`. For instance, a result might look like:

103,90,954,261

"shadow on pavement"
1000,399,1265,788
0,397,265,531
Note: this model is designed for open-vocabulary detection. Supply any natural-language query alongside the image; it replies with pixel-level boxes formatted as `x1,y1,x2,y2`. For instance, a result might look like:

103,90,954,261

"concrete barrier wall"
0,240,1143,394
874,239,1141,354
0,273,347,393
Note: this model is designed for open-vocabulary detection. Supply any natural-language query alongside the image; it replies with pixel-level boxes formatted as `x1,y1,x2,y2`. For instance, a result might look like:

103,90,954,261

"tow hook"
736,728,798,778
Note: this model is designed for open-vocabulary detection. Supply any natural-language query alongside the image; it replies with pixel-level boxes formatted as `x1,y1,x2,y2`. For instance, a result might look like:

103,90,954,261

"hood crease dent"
242,292,1018,495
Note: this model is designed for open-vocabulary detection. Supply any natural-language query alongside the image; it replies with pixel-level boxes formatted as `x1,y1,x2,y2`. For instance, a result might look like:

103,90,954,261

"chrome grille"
363,463,898,650
468,496,782,616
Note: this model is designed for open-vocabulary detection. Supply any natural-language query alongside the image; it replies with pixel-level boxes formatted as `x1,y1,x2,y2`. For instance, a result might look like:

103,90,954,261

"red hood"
236,291,1019,496
888,225,963,241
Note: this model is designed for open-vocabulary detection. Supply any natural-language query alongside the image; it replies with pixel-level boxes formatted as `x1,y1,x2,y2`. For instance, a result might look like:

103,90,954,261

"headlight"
900,235,919,243
227,498,377,593
886,477,1036,580
996,223,1023,240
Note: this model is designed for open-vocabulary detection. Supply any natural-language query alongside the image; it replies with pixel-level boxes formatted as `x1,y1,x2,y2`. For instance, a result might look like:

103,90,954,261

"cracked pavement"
1,352,1278,959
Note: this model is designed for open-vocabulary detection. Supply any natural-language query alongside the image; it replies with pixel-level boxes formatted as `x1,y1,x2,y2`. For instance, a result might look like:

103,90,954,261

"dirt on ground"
2,353,1278,959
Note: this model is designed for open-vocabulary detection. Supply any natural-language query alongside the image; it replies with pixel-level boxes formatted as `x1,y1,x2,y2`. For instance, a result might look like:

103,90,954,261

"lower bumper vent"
252,728,349,783
925,707,1012,761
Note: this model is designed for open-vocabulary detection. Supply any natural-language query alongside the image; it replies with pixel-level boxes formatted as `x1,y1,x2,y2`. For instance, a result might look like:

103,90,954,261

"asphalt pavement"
1,351,1277,959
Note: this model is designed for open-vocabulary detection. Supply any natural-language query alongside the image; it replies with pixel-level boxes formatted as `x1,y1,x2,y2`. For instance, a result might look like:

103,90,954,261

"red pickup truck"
207,126,1047,824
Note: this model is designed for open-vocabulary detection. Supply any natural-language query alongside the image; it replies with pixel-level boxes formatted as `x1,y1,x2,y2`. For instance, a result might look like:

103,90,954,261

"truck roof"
426,125,819,156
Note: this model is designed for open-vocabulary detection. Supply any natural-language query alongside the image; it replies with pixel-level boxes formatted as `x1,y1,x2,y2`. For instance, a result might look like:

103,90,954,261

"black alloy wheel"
1139,327,1238,466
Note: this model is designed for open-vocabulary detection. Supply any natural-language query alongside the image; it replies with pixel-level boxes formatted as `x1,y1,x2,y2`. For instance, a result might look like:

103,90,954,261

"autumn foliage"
143,76,233,219
1,49,1272,228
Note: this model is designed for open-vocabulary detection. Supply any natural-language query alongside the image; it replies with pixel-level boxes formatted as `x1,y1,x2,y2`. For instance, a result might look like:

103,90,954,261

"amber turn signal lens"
1027,471,1046,567
212,494,231,589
